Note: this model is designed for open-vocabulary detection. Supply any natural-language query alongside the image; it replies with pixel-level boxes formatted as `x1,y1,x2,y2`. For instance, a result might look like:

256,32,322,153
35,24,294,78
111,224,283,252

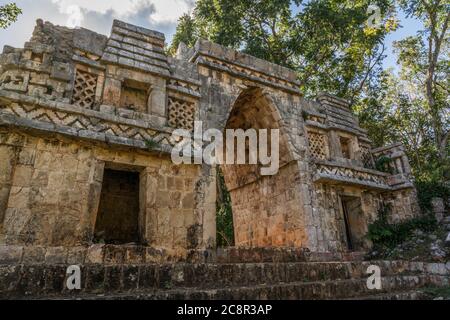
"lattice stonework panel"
308,131,328,160
361,145,373,169
72,69,98,109
168,96,195,131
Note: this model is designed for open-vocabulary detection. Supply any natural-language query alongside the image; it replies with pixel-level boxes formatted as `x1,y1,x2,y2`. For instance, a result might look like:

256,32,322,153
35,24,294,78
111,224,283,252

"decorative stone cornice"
0,90,174,153
313,160,390,190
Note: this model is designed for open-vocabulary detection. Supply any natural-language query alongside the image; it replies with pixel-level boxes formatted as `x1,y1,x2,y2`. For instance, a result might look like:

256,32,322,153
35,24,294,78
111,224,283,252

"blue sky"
0,0,422,69
384,11,423,69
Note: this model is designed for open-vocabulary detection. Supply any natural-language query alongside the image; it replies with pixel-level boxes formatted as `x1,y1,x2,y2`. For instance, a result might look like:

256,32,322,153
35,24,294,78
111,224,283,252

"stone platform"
1,246,449,300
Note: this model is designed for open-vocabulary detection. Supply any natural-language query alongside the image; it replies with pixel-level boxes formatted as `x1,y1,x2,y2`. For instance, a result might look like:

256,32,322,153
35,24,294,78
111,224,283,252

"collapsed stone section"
0,19,420,260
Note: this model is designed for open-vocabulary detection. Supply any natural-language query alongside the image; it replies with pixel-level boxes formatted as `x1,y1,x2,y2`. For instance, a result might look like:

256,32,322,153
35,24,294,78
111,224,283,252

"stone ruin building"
0,20,439,299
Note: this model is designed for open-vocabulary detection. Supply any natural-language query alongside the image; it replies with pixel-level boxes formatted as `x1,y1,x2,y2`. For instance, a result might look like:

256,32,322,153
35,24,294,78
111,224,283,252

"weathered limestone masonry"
0,19,420,267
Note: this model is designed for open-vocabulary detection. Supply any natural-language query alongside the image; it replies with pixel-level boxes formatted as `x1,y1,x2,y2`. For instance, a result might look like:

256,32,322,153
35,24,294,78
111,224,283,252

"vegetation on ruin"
367,204,438,249
169,1,448,242
422,286,450,299
144,138,161,151
171,0,449,186
416,180,450,213
0,2,21,29
169,0,397,101
355,0,449,184
374,155,394,174
216,169,235,247
366,203,450,262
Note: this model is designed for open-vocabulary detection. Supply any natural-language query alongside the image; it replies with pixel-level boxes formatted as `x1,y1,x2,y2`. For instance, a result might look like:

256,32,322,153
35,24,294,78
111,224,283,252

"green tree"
216,169,234,247
356,66,447,181
353,1,449,182
168,13,198,56
396,0,449,169
0,3,22,29
170,0,398,99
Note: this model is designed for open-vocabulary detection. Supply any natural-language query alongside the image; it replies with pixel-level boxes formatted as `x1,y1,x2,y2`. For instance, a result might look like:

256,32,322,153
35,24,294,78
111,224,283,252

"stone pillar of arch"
219,88,309,248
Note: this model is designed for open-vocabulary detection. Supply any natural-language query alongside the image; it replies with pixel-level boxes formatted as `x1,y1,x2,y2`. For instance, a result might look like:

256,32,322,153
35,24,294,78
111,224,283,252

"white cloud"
0,0,194,51
51,0,194,27
64,5,84,28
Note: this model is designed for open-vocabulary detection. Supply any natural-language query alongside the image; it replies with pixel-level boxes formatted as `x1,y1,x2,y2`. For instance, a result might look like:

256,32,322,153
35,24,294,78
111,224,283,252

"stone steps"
44,275,436,300
1,259,449,299
0,260,420,297
347,290,430,300
0,245,368,266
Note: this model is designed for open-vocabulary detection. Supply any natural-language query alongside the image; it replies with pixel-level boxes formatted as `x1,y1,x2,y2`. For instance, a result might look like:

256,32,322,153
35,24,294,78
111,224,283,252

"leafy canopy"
355,0,449,181
169,0,398,99
0,2,22,29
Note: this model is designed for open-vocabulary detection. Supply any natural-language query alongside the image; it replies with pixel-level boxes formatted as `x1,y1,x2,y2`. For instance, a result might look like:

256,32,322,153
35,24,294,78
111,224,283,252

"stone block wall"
310,183,383,252
0,130,205,255
0,18,421,258
230,162,307,247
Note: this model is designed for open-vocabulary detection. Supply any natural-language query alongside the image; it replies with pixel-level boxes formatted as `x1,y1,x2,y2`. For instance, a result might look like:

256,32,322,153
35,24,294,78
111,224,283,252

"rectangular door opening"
340,196,365,251
94,168,140,244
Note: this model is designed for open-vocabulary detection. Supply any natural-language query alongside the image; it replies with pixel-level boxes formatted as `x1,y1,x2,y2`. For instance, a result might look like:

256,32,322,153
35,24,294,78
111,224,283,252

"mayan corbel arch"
190,39,317,249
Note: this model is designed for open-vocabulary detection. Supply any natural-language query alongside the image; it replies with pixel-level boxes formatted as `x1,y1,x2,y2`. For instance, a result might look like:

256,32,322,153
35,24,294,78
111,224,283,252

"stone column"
102,77,121,107
328,131,341,158
395,158,404,174
0,145,18,235
140,167,158,245
148,78,167,118
194,165,217,249
431,197,445,222
401,155,412,174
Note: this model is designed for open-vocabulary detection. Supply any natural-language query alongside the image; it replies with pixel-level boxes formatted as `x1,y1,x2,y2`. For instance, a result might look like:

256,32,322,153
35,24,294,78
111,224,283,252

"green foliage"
348,0,449,182
170,0,398,99
0,3,21,29
422,286,450,299
167,14,198,56
367,203,437,249
144,138,161,150
354,67,448,182
168,0,449,184
415,180,450,213
374,155,394,173
216,168,234,247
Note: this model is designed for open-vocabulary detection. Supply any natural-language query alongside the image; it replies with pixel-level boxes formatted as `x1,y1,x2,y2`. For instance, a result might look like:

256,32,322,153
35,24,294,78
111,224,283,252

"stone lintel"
166,85,201,99
327,123,368,137
313,173,391,191
314,160,390,177
192,39,301,87
358,136,372,144
101,53,171,78
372,142,404,155
313,160,391,190
168,73,201,87
195,56,301,95
305,120,328,131
72,54,106,71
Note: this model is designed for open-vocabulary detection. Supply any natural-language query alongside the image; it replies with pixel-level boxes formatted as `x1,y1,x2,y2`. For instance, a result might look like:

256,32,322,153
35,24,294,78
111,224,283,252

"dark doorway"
340,196,365,251
94,169,140,244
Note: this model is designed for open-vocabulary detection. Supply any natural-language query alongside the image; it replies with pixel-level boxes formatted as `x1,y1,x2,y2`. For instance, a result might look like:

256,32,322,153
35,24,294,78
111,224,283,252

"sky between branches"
0,0,423,70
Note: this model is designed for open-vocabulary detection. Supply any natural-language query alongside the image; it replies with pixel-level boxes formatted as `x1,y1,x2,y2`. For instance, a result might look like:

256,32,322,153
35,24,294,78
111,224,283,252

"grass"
368,225,448,262
144,138,161,150
421,286,450,299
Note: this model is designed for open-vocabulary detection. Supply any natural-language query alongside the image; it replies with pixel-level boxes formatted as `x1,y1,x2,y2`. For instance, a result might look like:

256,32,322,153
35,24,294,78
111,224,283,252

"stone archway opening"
219,88,305,247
